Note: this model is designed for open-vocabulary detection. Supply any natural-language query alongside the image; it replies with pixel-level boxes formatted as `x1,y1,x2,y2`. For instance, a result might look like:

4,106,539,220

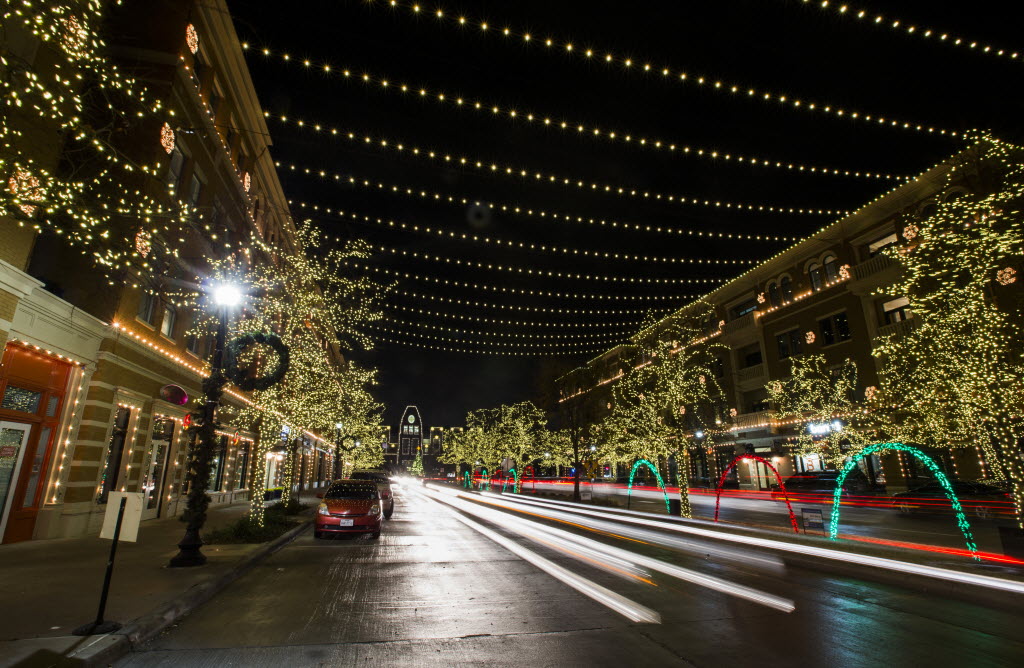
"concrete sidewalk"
0,496,315,667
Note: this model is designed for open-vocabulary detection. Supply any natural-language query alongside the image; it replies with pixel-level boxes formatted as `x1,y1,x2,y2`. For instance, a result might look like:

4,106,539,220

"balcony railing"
736,363,766,382
853,254,898,281
731,410,772,431
876,317,919,340
723,312,756,335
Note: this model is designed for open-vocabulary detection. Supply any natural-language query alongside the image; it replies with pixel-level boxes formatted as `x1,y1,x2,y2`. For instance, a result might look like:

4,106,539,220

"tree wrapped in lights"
441,401,548,489
870,132,1024,526
331,361,386,479
185,220,385,526
596,304,729,516
766,355,871,466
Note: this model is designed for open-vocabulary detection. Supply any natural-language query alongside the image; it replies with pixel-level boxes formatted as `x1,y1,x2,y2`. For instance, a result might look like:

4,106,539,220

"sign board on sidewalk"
579,486,593,502
100,492,144,542
801,507,825,535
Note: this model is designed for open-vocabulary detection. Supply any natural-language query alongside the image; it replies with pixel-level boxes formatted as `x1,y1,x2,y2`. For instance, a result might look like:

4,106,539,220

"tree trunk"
677,447,693,518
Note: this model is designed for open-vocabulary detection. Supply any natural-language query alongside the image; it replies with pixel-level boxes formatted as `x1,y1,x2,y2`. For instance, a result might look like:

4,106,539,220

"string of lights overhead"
367,332,613,356
271,124,850,216
291,185,802,243
384,302,644,328
367,322,626,349
793,0,1020,63
343,260,725,298
246,44,906,182
352,0,960,136
372,244,750,282
381,315,633,341
392,289,685,315
322,210,759,266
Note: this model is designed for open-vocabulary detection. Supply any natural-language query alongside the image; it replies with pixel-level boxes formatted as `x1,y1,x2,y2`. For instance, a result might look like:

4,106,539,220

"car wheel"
314,530,323,539
371,531,381,539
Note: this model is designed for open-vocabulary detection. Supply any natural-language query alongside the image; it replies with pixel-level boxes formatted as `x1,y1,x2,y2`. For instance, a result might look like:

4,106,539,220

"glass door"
0,421,33,540
141,418,175,520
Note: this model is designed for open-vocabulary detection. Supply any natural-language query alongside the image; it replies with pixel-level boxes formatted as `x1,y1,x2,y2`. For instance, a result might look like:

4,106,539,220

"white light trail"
412,487,661,623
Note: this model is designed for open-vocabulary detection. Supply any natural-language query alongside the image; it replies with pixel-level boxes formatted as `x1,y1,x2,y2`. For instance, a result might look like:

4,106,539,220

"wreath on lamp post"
224,332,290,392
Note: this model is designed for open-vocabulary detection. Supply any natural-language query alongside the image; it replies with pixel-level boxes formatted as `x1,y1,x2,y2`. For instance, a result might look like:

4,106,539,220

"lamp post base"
168,529,207,568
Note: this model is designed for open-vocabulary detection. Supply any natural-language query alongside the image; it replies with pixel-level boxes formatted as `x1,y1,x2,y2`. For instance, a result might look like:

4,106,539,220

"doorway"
0,421,33,540
141,417,176,520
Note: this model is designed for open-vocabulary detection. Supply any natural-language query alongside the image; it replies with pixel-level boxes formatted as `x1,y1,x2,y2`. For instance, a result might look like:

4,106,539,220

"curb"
87,518,311,667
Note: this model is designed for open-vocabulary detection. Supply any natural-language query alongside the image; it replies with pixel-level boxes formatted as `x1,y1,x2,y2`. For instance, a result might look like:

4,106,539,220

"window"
776,329,803,360
882,297,912,324
823,254,839,283
166,146,185,188
1,385,41,413
868,233,898,256
97,406,131,503
730,298,757,319
236,444,249,489
743,349,763,368
767,282,781,308
401,438,409,454
137,291,157,325
160,305,177,339
186,332,200,355
779,275,794,301
208,434,227,492
818,312,852,346
187,173,203,209
808,263,823,292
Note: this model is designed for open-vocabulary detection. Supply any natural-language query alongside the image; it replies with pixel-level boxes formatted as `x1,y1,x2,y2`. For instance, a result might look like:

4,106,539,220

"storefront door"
141,418,175,521
0,422,32,540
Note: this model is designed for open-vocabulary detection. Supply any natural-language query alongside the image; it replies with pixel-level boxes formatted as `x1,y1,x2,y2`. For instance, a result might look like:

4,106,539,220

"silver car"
349,470,395,519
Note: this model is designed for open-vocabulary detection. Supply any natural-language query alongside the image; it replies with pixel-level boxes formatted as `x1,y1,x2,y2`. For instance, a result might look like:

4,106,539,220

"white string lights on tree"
794,0,1020,63
353,0,959,136
247,45,905,182
343,260,722,298
269,121,849,216
319,208,761,265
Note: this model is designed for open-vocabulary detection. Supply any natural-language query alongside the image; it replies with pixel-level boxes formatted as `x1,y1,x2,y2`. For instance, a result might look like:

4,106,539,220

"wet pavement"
119,484,1024,667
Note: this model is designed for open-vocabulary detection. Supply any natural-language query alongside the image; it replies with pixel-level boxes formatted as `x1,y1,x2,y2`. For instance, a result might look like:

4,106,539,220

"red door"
0,343,73,543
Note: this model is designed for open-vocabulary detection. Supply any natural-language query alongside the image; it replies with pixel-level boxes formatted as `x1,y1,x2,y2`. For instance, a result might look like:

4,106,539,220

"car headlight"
318,503,330,515
370,504,381,515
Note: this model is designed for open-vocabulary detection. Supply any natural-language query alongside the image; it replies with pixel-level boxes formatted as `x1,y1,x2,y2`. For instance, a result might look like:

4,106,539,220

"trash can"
669,498,682,516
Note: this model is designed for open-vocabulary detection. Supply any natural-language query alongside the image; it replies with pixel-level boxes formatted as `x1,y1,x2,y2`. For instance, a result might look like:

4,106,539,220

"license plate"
337,519,354,526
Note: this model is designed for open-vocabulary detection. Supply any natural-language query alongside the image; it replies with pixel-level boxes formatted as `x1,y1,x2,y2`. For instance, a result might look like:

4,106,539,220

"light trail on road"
409,486,662,623
473,491,1024,596
419,485,796,613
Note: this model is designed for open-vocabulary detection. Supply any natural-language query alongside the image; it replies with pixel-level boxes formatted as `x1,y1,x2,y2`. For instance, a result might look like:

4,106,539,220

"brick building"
0,0,334,543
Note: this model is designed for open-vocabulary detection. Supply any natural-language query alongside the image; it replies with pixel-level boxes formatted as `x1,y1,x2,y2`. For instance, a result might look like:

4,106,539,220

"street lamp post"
169,282,241,568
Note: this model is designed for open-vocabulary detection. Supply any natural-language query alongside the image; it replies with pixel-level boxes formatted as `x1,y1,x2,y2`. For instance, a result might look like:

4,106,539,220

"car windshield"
324,483,377,500
351,472,387,482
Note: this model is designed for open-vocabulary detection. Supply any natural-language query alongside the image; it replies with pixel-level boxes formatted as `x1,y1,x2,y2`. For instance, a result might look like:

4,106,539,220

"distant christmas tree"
408,453,425,477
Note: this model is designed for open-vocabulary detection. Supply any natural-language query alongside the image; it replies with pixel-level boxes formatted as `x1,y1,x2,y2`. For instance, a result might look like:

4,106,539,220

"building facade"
555,152,1000,494
0,0,334,543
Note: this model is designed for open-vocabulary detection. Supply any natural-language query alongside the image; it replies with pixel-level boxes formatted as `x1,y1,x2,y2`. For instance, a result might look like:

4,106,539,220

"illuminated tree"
441,401,548,489
597,304,729,516
871,133,1024,526
766,355,871,466
407,453,424,477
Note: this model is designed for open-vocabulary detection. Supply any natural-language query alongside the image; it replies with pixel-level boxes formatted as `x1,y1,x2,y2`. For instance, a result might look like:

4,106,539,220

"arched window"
823,254,839,283
808,263,823,292
780,275,794,301
767,282,781,308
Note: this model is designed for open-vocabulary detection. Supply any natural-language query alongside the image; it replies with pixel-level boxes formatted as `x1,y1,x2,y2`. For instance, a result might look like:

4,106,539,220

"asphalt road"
119,484,1024,668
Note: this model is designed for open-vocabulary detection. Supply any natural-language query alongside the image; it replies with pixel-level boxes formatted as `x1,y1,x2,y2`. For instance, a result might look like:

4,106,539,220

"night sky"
228,0,1021,427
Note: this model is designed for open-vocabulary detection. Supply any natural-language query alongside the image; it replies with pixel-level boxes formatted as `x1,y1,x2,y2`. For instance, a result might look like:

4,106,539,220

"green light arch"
830,442,979,560
627,459,671,514
501,468,520,494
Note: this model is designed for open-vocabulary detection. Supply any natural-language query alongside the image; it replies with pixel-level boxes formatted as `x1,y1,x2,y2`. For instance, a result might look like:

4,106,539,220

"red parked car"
315,480,382,539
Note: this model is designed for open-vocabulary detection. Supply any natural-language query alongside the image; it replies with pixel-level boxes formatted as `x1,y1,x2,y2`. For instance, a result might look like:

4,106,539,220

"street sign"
100,492,144,542
580,486,593,502
801,508,826,535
